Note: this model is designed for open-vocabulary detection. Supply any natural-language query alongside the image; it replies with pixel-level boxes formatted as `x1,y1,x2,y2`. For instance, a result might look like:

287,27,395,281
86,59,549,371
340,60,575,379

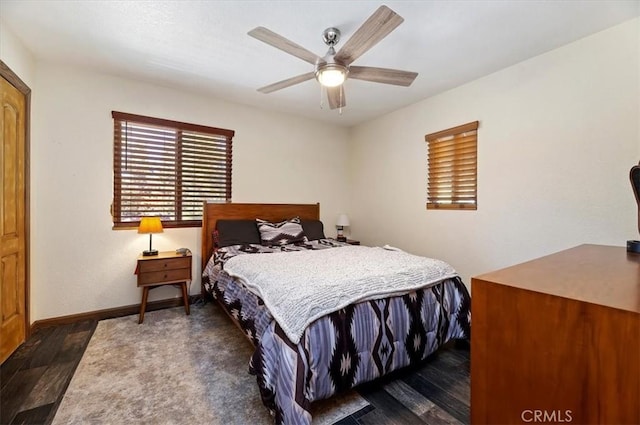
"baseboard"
30,295,201,333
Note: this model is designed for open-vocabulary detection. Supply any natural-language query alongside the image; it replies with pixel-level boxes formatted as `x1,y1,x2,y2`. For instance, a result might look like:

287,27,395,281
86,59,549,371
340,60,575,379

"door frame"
1,60,31,340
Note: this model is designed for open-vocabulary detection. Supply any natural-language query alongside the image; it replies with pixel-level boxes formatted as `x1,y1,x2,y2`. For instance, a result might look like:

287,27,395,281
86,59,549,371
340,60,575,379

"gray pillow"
301,220,325,240
216,220,261,247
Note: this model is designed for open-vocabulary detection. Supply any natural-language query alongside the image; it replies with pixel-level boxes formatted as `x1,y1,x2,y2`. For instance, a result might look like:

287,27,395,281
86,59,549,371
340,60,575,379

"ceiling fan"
248,5,418,111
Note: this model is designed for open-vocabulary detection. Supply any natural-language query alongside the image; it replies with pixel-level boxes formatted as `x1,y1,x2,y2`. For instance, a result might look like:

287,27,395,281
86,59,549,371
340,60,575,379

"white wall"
349,18,640,287
28,64,349,322
0,20,35,87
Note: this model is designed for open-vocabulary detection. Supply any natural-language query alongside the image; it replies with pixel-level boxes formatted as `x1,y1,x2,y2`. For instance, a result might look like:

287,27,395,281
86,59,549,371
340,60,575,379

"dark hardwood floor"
1,309,469,425
342,340,470,425
1,320,97,425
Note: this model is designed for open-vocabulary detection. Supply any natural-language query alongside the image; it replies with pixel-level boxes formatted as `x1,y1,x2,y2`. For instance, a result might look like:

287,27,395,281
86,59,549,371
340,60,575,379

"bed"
200,202,471,425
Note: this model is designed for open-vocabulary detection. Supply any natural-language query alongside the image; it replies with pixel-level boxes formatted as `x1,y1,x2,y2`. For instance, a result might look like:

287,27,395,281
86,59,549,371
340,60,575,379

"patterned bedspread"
202,239,471,425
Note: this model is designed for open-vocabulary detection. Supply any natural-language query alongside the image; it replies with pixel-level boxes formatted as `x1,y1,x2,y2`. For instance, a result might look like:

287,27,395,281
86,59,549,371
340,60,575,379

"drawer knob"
164,274,168,279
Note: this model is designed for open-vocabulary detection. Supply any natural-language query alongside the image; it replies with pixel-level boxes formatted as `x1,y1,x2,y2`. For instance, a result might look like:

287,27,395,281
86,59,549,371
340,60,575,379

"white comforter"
222,245,457,344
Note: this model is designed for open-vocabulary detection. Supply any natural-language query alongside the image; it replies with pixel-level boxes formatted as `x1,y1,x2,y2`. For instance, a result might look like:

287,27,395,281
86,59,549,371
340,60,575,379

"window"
425,121,478,210
112,111,234,228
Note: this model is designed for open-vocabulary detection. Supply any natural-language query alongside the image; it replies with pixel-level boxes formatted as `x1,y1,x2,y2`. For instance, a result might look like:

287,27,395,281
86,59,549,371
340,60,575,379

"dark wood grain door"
1,75,27,364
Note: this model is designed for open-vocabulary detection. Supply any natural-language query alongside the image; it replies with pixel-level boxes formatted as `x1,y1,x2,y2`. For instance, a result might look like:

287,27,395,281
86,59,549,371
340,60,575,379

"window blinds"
425,121,478,210
112,111,234,227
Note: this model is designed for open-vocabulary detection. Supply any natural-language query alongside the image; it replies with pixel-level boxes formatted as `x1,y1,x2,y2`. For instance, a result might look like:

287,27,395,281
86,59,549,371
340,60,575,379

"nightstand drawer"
138,268,191,286
138,256,191,273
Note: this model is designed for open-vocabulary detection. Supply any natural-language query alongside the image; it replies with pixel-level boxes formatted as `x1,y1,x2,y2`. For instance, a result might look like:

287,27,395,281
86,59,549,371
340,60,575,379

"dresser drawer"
138,268,191,286
138,256,191,273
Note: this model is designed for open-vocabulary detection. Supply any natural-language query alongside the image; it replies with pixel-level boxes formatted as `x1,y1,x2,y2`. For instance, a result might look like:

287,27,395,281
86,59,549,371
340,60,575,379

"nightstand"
136,251,192,324
346,239,360,245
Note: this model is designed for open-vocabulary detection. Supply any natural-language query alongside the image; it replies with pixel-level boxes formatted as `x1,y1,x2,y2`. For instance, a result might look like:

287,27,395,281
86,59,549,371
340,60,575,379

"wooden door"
1,75,27,364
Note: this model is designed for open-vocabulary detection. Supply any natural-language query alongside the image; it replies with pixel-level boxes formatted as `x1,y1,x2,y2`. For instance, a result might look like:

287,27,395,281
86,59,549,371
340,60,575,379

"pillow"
256,217,306,246
215,220,261,247
301,220,325,241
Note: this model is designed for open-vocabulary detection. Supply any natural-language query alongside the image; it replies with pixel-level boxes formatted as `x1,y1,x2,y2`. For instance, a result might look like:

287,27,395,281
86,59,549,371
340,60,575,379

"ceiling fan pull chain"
319,85,325,109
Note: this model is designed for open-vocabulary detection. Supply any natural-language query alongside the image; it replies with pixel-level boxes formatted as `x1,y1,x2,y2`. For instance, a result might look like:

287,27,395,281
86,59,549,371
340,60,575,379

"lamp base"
627,240,640,253
336,236,347,242
142,249,159,256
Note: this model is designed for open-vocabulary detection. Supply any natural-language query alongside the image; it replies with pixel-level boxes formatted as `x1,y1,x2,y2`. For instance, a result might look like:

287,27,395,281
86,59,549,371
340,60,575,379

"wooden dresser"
471,244,639,424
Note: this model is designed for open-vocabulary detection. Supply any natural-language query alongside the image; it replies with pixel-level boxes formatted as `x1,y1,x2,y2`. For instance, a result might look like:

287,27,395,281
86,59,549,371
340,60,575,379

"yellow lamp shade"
138,217,163,256
138,217,163,234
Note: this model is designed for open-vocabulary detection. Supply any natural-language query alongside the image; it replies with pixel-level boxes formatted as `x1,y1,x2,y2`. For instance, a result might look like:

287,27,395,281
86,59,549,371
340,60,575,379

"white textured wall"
348,18,640,287
28,64,349,321
0,20,35,87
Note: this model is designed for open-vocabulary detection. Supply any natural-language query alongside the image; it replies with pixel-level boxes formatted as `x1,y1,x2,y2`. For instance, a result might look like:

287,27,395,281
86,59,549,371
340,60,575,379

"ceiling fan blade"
349,66,418,86
334,6,404,65
257,72,316,94
248,27,322,66
327,85,346,110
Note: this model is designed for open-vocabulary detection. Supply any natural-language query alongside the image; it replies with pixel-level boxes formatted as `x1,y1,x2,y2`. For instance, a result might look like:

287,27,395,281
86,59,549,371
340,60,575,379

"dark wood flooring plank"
334,404,375,425
359,385,425,425
412,347,470,406
0,332,45,391
10,403,54,425
351,405,374,419
23,326,68,369
1,321,96,425
422,348,467,371
333,414,360,425
420,405,463,425
382,376,462,425
415,359,470,404
356,406,405,425
68,320,97,334
403,372,469,424
19,362,77,411
382,379,436,417
53,330,93,364
0,366,48,424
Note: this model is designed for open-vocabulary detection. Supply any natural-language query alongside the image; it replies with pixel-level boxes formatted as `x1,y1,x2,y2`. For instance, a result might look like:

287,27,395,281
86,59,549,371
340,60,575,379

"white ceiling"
1,1,638,127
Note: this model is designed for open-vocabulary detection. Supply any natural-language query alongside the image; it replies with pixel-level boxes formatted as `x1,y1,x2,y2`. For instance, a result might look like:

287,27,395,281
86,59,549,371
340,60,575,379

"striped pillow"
256,217,306,246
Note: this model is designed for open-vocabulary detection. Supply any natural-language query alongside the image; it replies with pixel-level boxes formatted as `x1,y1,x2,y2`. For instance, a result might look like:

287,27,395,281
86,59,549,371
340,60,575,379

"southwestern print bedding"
202,239,471,425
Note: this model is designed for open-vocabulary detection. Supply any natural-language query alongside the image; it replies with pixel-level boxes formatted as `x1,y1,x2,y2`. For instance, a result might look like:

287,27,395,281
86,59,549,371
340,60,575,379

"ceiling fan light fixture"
249,6,417,111
316,64,348,87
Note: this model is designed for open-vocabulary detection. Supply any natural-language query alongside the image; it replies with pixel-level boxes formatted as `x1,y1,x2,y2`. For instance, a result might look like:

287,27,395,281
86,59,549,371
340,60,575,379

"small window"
425,121,478,210
112,111,234,228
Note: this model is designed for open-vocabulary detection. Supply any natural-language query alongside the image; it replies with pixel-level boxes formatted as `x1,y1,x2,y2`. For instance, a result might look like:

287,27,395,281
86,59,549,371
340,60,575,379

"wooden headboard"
200,202,320,270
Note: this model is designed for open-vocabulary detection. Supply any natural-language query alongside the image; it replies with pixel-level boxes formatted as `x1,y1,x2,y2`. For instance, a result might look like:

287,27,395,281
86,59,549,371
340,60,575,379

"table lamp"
336,214,350,242
628,162,640,253
138,216,163,256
